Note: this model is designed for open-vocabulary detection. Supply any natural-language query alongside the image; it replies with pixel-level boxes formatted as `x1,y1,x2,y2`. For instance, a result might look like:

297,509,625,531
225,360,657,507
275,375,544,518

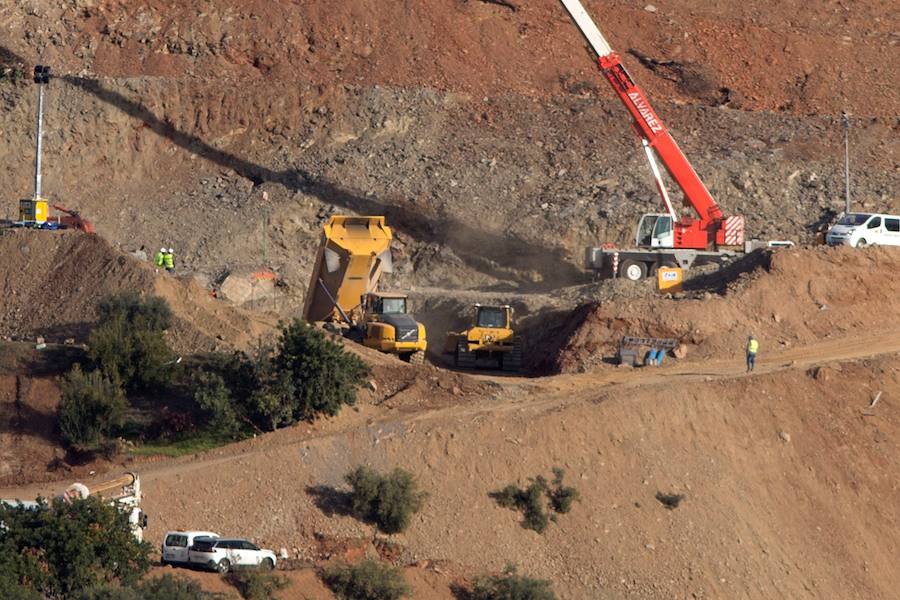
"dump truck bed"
302,216,393,324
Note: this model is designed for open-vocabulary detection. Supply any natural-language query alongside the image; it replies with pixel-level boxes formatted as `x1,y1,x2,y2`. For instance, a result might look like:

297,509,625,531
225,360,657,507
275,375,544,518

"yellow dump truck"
445,304,523,371
303,216,427,364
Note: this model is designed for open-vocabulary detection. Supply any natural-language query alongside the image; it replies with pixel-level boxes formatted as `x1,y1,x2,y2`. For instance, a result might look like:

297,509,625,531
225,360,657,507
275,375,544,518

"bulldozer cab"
474,304,511,329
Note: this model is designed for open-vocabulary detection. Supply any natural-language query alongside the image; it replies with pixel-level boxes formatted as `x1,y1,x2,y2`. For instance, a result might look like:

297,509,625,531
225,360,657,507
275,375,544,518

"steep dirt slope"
0,0,896,309
2,0,896,116
0,229,275,351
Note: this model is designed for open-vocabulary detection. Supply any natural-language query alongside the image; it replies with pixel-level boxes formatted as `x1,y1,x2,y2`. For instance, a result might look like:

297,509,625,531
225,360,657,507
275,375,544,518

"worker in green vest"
163,248,175,272
746,335,759,373
154,247,165,268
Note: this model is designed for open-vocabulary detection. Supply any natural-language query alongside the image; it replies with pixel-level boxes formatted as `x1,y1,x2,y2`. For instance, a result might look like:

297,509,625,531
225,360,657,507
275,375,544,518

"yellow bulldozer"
445,304,523,371
303,215,427,364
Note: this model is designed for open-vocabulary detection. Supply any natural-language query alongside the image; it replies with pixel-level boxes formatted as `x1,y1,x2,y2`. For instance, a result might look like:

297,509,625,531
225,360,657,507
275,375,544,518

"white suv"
188,538,277,573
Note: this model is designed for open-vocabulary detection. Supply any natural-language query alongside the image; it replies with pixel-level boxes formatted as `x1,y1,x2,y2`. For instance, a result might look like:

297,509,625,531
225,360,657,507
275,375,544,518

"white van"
826,212,900,248
161,530,220,566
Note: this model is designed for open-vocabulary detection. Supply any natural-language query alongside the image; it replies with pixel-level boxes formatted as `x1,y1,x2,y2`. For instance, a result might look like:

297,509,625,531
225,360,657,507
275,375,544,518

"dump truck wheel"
408,351,425,365
456,340,476,368
502,338,524,372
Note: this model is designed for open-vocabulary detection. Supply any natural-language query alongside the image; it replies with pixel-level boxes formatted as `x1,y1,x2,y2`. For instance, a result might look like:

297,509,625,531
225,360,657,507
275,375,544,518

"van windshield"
837,213,870,226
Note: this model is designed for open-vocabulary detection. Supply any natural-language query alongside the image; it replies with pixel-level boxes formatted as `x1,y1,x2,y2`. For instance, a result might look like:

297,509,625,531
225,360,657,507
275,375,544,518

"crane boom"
558,0,743,249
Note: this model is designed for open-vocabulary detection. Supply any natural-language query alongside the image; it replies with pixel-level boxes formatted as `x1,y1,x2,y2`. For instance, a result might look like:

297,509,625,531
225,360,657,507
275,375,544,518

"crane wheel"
620,260,647,281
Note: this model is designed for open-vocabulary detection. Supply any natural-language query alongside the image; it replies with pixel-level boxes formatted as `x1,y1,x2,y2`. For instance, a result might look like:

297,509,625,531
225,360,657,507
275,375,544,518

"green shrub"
322,559,410,600
97,291,173,331
193,371,240,436
244,363,295,432
490,477,549,534
470,565,556,600
197,322,368,433
0,576,42,600
345,466,427,534
75,584,140,600
88,293,176,391
548,468,579,515
58,364,127,450
491,469,578,533
225,569,288,600
0,496,151,597
77,573,225,599
274,320,370,420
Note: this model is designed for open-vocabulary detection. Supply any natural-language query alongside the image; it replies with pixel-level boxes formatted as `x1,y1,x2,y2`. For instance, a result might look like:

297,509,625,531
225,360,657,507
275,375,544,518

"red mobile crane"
559,0,751,280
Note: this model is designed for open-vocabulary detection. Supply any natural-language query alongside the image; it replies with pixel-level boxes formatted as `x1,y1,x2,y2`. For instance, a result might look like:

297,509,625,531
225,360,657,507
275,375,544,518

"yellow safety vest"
747,339,759,354
154,252,164,267
163,253,174,269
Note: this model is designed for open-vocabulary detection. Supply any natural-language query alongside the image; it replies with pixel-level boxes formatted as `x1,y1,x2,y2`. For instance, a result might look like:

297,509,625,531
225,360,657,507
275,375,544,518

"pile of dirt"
545,245,900,373
0,229,274,352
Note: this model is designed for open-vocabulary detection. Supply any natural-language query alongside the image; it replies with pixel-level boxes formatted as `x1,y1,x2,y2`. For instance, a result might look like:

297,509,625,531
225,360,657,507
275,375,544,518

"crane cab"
635,214,674,249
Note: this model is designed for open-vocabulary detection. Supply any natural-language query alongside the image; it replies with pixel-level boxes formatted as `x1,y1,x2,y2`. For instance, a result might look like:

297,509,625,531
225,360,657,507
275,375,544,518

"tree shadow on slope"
53,70,585,291
32,322,94,346
305,484,355,518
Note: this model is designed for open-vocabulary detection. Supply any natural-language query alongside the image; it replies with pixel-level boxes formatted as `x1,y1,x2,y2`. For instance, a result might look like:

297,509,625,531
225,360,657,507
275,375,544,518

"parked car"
161,530,220,566
826,212,900,248
188,537,277,573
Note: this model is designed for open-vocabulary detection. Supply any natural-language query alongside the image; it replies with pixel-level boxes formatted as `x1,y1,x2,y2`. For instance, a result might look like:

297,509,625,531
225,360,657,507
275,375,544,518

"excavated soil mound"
545,245,900,373
0,229,274,352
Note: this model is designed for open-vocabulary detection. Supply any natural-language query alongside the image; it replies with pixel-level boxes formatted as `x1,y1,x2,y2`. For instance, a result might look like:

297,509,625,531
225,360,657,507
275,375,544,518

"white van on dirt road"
161,530,220,566
826,212,900,248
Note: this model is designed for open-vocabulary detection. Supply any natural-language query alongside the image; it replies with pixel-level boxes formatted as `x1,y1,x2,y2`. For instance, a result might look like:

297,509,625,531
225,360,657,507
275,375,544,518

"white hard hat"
160,247,166,252
168,248,174,253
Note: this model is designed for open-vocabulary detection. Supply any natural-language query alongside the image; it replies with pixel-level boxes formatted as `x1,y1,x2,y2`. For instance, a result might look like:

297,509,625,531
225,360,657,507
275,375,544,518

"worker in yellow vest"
746,335,759,373
163,248,175,272
154,247,165,268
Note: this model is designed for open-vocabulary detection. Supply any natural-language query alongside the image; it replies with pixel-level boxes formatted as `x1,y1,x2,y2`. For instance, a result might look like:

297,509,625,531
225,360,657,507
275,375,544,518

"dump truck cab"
361,291,427,363
446,304,523,371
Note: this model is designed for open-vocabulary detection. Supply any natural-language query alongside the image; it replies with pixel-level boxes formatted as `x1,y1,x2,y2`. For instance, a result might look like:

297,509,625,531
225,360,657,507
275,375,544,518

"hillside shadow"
25,344,87,377
49,71,585,291
33,322,94,345
682,249,773,294
0,394,58,444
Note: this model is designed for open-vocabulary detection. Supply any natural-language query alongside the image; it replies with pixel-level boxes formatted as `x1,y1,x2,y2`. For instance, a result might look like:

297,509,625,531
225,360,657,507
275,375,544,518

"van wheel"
856,238,868,248
620,260,647,281
216,559,231,574
262,558,275,570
